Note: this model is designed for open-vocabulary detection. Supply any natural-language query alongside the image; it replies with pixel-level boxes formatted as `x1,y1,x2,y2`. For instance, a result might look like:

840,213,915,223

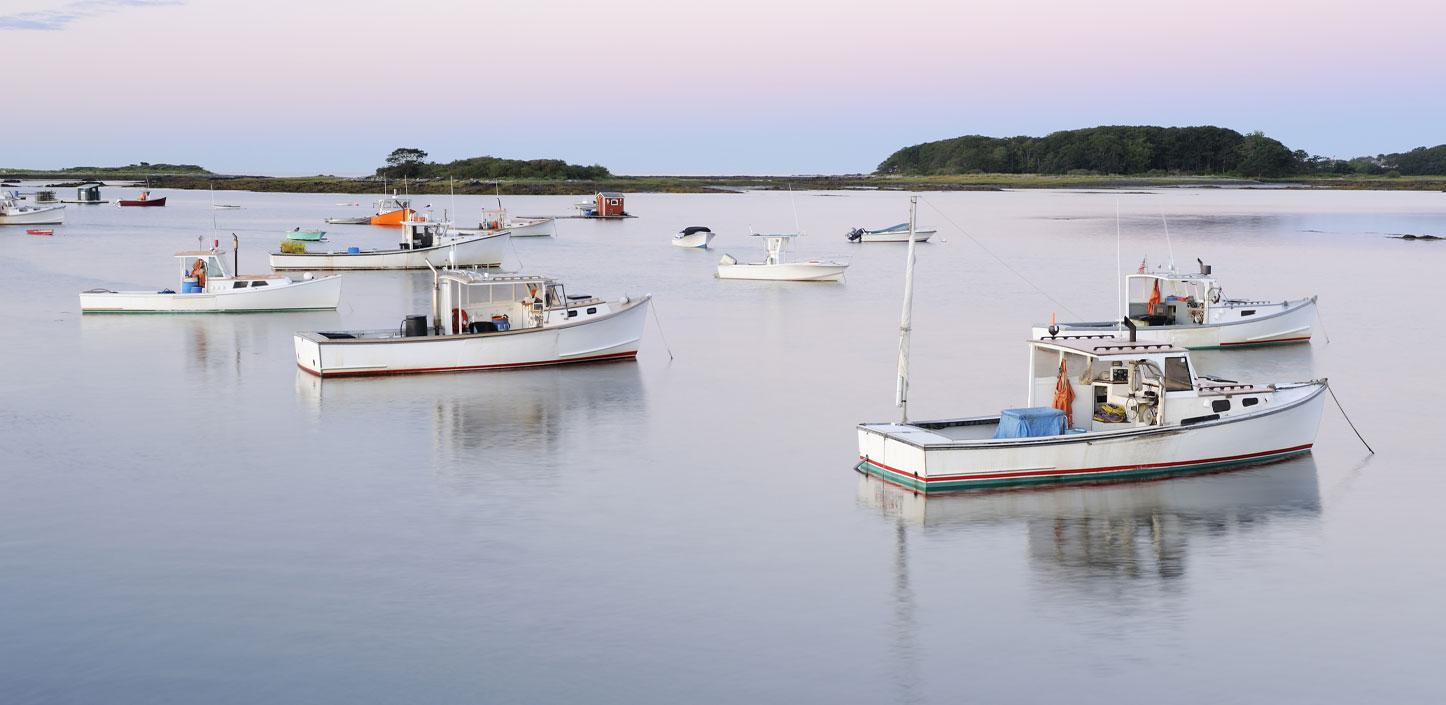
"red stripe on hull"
861,443,1315,484
302,350,638,378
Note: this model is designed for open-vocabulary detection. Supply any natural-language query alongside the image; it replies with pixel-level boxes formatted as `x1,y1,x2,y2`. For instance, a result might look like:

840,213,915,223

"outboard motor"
846,228,864,242
1197,258,1212,275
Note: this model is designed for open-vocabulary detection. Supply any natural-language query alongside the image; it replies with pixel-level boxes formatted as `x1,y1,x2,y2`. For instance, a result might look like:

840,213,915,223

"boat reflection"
858,456,1322,585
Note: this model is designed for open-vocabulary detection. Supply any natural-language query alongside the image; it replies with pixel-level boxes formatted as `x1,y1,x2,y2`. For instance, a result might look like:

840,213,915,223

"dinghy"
856,198,1326,492
846,223,936,243
1030,260,1317,349
117,190,166,207
466,207,556,238
325,216,371,225
80,240,342,313
294,270,650,377
269,219,508,270
671,226,715,249
716,232,848,281
0,191,66,225
285,227,326,241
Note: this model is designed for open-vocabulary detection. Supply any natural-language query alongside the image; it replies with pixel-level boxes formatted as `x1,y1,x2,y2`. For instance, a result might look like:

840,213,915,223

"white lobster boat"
855,197,1326,492
0,191,66,225
1032,261,1317,349
464,207,556,238
671,226,715,249
269,220,508,271
80,244,342,313
294,270,650,377
716,233,848,281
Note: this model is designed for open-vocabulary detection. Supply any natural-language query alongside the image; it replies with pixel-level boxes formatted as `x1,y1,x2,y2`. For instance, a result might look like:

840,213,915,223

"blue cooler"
347,246,361,254
181,278,202,293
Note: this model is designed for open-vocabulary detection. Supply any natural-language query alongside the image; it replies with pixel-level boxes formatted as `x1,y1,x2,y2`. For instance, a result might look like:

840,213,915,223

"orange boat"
369,196,414,226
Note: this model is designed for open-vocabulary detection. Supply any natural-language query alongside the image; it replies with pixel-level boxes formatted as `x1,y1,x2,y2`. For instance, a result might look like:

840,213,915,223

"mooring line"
919,196,1082,319
1315,303,1332,344
649,300,675,361
1325,380,1373,454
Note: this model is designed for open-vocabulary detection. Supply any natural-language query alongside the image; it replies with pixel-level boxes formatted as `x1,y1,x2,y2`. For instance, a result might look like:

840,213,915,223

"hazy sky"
5,0,1444,175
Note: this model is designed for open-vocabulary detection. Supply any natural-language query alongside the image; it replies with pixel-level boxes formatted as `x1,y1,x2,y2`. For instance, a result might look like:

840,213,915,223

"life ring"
451,307,470,332
1208,286,1223,304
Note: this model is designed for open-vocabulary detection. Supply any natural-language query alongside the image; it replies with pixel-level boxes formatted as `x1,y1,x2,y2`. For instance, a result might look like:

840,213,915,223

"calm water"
1,186,1442,703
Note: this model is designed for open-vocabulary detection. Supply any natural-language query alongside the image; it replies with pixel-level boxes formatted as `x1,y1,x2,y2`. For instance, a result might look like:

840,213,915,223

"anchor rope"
1325,381,1373,454
649,300,675,362
919,196,1082,319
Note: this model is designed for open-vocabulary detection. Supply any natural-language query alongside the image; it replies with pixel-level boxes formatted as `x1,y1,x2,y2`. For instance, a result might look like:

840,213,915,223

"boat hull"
295,296,650,377
286,230,326,241
672,232,715,248
269,234,508,270
716,262,848,281
506,218,555,237
0,206,66,225
118,197,166,207
1032,297,1317,349
858,383,1327,492
850,229,936,243
369,208,414,226
80,275,342,313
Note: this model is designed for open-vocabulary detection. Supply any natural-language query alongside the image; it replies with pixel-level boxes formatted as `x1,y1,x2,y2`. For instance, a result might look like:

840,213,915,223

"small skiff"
672,226,716,249
717,233,848,281
846,223,936,243
270,220,507,271
286,227,327,241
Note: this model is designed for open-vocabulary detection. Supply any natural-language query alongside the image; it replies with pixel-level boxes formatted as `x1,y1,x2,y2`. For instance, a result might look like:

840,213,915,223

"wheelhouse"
433,271,613,336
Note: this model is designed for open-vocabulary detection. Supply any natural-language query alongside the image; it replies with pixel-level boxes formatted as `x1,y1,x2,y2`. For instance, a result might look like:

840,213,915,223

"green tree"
1235,132,1298,177
383,147,429,178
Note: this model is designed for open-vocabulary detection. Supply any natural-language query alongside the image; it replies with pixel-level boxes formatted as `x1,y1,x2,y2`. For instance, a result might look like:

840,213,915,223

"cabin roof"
174,250,224,257
1032,338,1187,357
439,270,554,286
597,191,624,197
1129,270,1214,282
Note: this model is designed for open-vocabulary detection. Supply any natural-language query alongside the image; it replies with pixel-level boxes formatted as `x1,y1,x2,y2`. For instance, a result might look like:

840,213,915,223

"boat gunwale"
295,294,652,346
857,381,1327,451
1040,295,1317,333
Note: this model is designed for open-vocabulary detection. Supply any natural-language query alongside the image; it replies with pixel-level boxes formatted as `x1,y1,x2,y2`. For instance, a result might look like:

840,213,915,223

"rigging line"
1325,380,1374,454
1159,206,1176,271
919,195,1081,319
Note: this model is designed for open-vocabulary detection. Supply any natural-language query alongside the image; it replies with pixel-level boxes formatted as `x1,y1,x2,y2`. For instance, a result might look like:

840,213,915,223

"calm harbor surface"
1,187,1442,703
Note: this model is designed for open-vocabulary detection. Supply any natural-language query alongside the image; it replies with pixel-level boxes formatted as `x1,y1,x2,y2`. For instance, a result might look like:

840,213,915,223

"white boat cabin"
434,271,615,336
1019,338,1277,436
400,220,448,250
1126,262,1290,328
375,196,411,213
173,249,288,293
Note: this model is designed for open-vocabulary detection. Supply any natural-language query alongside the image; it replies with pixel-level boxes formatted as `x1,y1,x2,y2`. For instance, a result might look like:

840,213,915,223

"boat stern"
294,332,326,376
856,423,945,490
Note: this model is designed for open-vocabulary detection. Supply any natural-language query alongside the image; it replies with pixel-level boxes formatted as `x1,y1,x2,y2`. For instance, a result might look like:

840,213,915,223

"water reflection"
858,457,1322,588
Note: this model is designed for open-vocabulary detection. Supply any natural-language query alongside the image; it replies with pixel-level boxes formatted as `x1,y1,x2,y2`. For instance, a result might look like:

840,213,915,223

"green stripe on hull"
858,448,1312,492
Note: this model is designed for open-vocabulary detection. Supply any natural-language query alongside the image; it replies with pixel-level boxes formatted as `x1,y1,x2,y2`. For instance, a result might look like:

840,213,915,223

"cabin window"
232,282,247,289
251,281,268,287
1211,399,1231,413
1242,397,1260,407
1164,356,1192,392
586,307,597,314
1240,309,1255,316
567,310,578,318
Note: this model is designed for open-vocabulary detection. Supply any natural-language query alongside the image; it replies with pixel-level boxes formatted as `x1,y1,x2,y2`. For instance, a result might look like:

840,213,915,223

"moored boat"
368,195,413,226
0,191,66,225
117,190,166,207
325,216,371,225
27,228,54,236
294,270,650,377
286,227,327,241
468,207,556,237
80,240,342,313
846,223,936,243
1030,260,1317,349
269,219,508,270
671,226,715,249
716,232,848,281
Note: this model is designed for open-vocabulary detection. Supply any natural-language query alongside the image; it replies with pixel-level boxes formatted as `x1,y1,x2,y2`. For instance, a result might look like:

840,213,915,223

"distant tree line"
377,148,611,180
876,126,1446,178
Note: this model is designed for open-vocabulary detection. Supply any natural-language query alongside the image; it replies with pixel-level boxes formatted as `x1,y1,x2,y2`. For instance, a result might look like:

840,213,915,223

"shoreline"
5,172,1445,194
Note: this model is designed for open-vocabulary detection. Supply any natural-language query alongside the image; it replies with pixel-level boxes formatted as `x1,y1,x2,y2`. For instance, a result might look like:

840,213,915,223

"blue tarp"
993,407,1067,439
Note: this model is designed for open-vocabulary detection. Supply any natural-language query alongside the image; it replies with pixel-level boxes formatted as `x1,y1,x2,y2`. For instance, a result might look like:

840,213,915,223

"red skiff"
26,229,54,236
118,197,167,207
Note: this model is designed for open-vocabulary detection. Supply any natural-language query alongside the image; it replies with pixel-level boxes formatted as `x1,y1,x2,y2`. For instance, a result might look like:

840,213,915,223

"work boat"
671,226,715,249
80,241,342,313
466,207,556,238
269,219,508,270
368,195,414,226
846,223,936,243
294,271,651,377
0,191,66,225
716,232,848,281
856,196,1327,491
1032,261,1317,349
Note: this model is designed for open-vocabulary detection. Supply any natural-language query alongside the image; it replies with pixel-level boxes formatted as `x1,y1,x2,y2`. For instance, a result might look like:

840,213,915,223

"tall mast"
896,196,920,424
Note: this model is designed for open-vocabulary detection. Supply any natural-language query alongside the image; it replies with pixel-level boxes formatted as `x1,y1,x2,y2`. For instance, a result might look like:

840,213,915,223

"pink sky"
5,0,1444,174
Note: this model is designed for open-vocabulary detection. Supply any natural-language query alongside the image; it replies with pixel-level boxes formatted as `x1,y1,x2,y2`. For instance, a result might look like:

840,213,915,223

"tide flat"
0,187,1441,703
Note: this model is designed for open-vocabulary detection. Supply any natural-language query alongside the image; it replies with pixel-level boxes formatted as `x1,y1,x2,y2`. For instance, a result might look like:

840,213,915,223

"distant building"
594,192,626,218
77,183,102,203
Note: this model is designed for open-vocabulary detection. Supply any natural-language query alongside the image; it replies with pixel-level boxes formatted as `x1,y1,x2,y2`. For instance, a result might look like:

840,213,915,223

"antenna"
896,196,920,424
1159,207,1176,272
449,175,456,226
1115,198,1123,327
788,183,802,235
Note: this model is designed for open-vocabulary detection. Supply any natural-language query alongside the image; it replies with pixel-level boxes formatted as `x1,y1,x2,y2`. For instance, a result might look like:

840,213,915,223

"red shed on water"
594,192,626,217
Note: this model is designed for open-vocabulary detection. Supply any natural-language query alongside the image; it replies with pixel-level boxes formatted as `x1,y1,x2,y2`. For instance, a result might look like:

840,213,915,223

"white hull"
80,275,342,313
295,296,650,377
1033,297,1317,349
672,232,715,248
851,229,935,243
506,218,555,237
859,383,1326,492
0,205,66,225
717,261,848,281
269,233,508,270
